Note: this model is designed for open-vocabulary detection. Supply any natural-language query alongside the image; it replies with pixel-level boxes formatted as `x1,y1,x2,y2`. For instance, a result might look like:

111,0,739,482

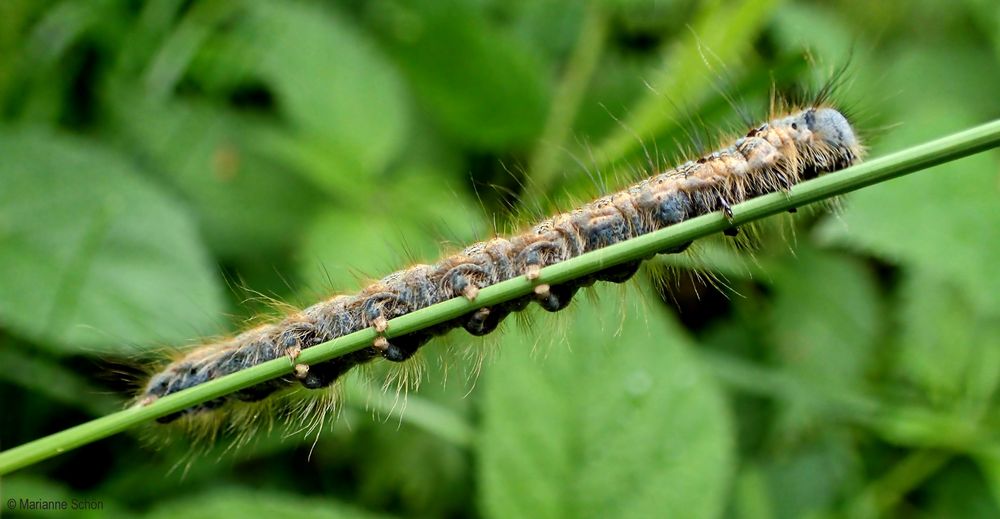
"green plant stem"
592,0,779,168
524,1,607,203
1,119,998,475
701,351,988,451
849,449,952,517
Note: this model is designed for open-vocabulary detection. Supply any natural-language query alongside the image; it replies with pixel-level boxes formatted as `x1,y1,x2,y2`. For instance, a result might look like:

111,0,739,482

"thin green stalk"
849,449,952,517
701,350,988,451
1,119,998,475
524,1,607,203
592,0,780,167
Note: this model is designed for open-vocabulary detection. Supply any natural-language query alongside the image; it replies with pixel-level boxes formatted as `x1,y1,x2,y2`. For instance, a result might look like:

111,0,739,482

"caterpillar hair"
138,103,864,430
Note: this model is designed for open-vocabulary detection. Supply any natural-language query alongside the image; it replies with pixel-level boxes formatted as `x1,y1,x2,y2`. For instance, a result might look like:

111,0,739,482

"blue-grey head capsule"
805,107,858,151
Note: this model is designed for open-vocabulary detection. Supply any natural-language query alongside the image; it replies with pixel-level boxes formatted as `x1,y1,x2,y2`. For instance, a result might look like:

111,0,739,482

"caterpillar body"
139,106,863,425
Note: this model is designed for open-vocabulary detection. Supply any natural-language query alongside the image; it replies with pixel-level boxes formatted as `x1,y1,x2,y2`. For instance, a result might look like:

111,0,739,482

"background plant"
0,0,998,518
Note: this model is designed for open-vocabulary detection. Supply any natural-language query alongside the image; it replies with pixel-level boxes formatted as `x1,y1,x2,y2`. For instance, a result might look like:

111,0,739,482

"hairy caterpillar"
138,104,863,428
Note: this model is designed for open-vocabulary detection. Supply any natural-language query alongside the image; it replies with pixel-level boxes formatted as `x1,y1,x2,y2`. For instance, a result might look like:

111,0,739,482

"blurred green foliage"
0,0,998,517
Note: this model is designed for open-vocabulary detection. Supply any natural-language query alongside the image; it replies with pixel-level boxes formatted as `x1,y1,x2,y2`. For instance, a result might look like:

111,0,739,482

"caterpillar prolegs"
138,106,863,424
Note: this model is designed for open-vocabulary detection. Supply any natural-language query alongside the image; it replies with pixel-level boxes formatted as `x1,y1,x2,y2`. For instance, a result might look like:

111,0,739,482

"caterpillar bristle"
136,102,865,444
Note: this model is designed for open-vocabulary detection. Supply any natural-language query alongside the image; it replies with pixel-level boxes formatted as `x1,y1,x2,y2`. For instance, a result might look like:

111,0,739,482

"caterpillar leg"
533,283,580,312
718,195,740,236
154,397,226,424
233,380,282,402
443,263,490,301
594,260,642,283
518,240,562,280
372,332,434,362
156,411,184,424
361,293,400,356
461,296,530,336
718,194,735,221
373,315,389,333
463,306,508,336
280,334,304,364
659,241,693,254
297,350,376,389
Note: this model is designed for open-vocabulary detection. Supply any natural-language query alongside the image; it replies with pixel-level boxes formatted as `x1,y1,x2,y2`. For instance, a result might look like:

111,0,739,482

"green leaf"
111,94,327,257
479,286,733,519
822,119,1000,312
239,0,409,183
143,488,393,519
753,435,859,519
768,247,880,389
0,128,225,353
817,46,1000,313
760,246,882,439
894,270,1000,404
377,0,550,149
345,381,472,515
769,3,854,64
0,346,119,416
297,170,485,293
730,465,775,519
920,461,1000,519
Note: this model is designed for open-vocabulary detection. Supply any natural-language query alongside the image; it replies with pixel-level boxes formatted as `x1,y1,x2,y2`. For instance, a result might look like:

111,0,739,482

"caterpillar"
137,103,863,428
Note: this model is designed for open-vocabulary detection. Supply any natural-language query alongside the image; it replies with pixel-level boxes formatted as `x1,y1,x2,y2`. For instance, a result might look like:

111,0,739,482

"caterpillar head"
806,107,860,155
778,107,863,174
